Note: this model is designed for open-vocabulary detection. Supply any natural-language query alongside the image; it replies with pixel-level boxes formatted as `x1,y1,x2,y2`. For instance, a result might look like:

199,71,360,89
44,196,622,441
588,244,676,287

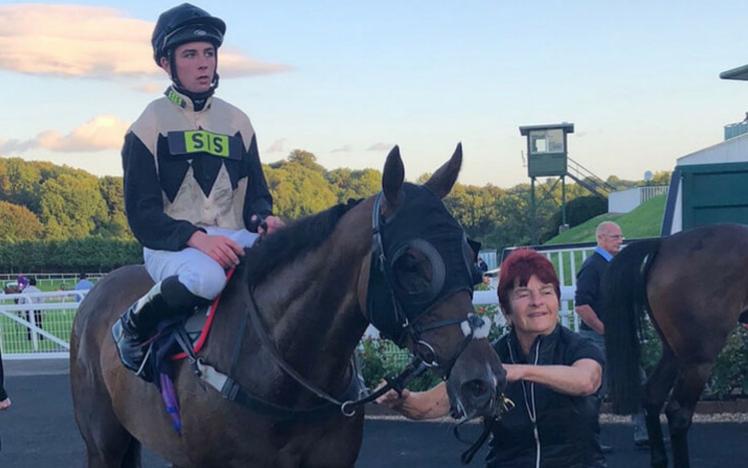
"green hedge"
0,238,142,272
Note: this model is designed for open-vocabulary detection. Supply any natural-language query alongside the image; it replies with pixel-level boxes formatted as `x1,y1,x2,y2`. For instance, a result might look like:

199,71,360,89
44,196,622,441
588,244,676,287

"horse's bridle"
367,192,489,380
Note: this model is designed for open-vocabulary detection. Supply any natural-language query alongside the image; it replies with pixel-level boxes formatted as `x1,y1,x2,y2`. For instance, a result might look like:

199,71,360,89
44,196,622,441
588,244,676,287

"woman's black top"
487,325,604,468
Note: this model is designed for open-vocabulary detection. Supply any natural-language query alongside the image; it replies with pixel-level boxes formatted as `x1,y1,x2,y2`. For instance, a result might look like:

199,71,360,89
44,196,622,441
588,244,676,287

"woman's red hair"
498,248,560,314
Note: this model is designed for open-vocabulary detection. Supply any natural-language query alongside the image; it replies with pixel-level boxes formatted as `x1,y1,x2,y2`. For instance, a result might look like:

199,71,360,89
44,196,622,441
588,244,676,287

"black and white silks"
122,86,272,252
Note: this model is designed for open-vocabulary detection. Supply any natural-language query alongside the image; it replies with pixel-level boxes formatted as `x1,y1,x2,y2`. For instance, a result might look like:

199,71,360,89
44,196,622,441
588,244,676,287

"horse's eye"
392,250,432,296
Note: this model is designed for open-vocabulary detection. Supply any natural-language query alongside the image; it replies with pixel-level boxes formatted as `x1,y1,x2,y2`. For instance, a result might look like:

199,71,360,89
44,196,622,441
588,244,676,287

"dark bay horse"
70,145,506,468
603,223,748,468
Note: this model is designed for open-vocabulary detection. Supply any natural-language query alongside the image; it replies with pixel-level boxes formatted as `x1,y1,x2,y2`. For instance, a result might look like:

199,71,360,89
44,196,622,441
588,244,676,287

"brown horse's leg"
72,359,141,467
643,347,678,468
77,396,141,468
664,362,713,468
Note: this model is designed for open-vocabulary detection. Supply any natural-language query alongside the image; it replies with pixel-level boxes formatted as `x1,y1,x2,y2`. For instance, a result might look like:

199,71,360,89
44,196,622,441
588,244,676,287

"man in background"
20,277,44,341
74,273,94,291
575,221,648,450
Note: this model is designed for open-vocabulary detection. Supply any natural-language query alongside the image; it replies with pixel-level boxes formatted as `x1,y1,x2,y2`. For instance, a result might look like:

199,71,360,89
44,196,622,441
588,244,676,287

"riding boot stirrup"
111,281,170,381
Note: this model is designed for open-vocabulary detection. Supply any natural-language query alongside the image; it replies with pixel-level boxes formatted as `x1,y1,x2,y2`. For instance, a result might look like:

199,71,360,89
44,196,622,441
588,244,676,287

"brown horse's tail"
601,238,661,415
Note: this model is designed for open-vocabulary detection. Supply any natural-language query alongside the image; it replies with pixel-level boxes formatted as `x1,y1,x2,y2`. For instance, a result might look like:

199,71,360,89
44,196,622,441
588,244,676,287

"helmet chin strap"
167,49,220,111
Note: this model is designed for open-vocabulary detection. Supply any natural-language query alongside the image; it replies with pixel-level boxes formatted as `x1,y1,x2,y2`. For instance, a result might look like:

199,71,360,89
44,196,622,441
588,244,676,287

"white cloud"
0,4,289,80
132,82,166,94
331,145,353,153
264,138,287,153
0,115,129,153
367,142,394,152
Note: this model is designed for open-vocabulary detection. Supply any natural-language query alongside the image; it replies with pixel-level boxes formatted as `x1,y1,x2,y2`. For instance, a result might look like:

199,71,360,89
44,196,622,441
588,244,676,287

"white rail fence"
0,245,599,361
0,290,87,360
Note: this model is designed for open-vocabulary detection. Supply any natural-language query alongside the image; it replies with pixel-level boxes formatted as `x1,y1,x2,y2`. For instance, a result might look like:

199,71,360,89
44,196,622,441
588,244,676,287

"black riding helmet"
152,3,226,91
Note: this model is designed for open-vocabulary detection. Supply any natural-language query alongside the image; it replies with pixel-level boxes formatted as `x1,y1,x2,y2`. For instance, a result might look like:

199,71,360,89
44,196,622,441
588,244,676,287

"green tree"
649,171,672,186
265,155,337,219
0,201,44,241
285,149,326,173
39,173,108,239
493,186,535,249
444,184,504,246
0,157,44,213
97,176,131,238
326,168,381,203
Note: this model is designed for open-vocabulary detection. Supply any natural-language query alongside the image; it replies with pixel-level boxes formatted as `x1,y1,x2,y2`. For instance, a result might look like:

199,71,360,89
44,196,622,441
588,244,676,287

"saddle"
138,269,236,433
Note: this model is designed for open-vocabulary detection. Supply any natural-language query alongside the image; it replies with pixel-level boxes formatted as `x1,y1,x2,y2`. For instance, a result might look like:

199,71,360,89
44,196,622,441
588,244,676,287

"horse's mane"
242,199,363,285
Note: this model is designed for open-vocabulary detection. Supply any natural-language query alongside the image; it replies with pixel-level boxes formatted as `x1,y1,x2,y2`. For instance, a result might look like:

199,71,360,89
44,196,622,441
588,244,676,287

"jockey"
112,3,284,376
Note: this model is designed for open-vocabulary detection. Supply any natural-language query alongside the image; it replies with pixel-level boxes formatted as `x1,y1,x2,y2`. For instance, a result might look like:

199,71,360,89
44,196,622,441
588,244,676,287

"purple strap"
160,372,182,434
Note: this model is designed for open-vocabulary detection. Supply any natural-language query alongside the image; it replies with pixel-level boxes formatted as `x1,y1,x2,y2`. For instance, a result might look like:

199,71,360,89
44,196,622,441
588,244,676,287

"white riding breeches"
143,227,259,300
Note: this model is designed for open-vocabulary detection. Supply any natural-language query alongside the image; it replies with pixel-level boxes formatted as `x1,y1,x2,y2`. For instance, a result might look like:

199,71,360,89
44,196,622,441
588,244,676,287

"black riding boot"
111,276,207,380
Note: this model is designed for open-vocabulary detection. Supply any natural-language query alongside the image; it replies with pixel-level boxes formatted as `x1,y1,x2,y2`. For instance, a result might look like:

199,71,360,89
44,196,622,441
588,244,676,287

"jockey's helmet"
151,3,226,66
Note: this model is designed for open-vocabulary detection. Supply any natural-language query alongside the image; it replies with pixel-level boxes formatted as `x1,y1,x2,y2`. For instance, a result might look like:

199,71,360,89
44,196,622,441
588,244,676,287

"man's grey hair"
596,221,621,238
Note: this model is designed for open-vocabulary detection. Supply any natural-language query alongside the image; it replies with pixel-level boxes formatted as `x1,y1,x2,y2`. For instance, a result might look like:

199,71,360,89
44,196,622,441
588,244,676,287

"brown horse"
70,145,507,468
603,223,748,468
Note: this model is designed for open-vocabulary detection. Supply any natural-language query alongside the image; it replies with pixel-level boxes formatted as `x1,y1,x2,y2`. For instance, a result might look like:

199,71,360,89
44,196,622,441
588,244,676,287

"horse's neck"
252,231,370,392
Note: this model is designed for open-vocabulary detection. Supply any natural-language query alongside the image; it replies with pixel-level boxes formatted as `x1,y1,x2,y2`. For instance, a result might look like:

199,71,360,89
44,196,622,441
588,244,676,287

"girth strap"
195,360,357,421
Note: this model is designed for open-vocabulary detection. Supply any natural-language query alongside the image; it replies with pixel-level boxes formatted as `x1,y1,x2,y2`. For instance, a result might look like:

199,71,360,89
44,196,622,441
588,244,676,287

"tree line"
0,152,669,271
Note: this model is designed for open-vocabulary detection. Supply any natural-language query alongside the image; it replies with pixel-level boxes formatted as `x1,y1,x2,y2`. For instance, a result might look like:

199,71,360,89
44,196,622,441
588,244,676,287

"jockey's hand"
188,231,244,269
258,215,285,236
0,397,11,410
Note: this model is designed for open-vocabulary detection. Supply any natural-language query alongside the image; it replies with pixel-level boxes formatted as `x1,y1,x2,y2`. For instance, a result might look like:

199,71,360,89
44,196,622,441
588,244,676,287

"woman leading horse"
602,223,748,468
70,145,506,468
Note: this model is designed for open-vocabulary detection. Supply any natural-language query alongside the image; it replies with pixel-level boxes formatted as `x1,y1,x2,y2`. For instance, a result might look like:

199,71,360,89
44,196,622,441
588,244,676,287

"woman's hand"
503,364,525,383
375,381,450,420
188,231,244,268
375,383,411,411
0,397,11,410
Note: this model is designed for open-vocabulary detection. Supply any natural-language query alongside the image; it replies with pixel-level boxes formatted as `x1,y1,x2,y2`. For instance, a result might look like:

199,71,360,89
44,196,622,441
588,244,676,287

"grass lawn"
545,194,666,244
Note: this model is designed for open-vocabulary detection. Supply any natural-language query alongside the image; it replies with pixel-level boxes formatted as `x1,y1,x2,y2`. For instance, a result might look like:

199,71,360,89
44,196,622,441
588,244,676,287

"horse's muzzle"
447,342,507,419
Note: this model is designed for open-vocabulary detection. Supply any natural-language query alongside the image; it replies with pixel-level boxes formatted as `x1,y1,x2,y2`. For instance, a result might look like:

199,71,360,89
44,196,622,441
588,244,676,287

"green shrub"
705,327,748,399
358,337,442,392
639,319,748,399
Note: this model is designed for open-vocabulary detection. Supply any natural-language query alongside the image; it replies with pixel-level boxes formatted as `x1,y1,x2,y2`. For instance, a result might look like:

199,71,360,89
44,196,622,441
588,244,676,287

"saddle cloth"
169,267,236,361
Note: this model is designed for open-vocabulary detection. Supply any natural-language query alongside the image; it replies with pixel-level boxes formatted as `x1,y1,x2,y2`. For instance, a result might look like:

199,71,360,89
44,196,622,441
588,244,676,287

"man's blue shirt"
594,246,613,262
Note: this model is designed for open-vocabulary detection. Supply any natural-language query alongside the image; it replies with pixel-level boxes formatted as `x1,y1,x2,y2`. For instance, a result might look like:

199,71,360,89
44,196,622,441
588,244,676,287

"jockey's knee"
178,263,227,300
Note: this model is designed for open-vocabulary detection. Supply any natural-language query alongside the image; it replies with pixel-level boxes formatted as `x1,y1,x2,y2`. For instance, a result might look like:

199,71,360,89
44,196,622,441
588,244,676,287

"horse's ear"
382,145,404,209
424,142,462,199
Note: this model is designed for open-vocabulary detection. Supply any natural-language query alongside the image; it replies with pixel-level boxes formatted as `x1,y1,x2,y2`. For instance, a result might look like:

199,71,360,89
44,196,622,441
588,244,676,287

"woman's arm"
376,382,451,420
504,358,602,396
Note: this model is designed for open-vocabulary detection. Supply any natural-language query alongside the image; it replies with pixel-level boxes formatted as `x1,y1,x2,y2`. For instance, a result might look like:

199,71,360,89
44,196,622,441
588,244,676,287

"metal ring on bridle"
340,400,357,417
415,340,439,367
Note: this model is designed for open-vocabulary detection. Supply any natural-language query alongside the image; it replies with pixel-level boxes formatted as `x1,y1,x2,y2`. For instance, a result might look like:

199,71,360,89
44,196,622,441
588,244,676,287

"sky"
3,0,748,188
